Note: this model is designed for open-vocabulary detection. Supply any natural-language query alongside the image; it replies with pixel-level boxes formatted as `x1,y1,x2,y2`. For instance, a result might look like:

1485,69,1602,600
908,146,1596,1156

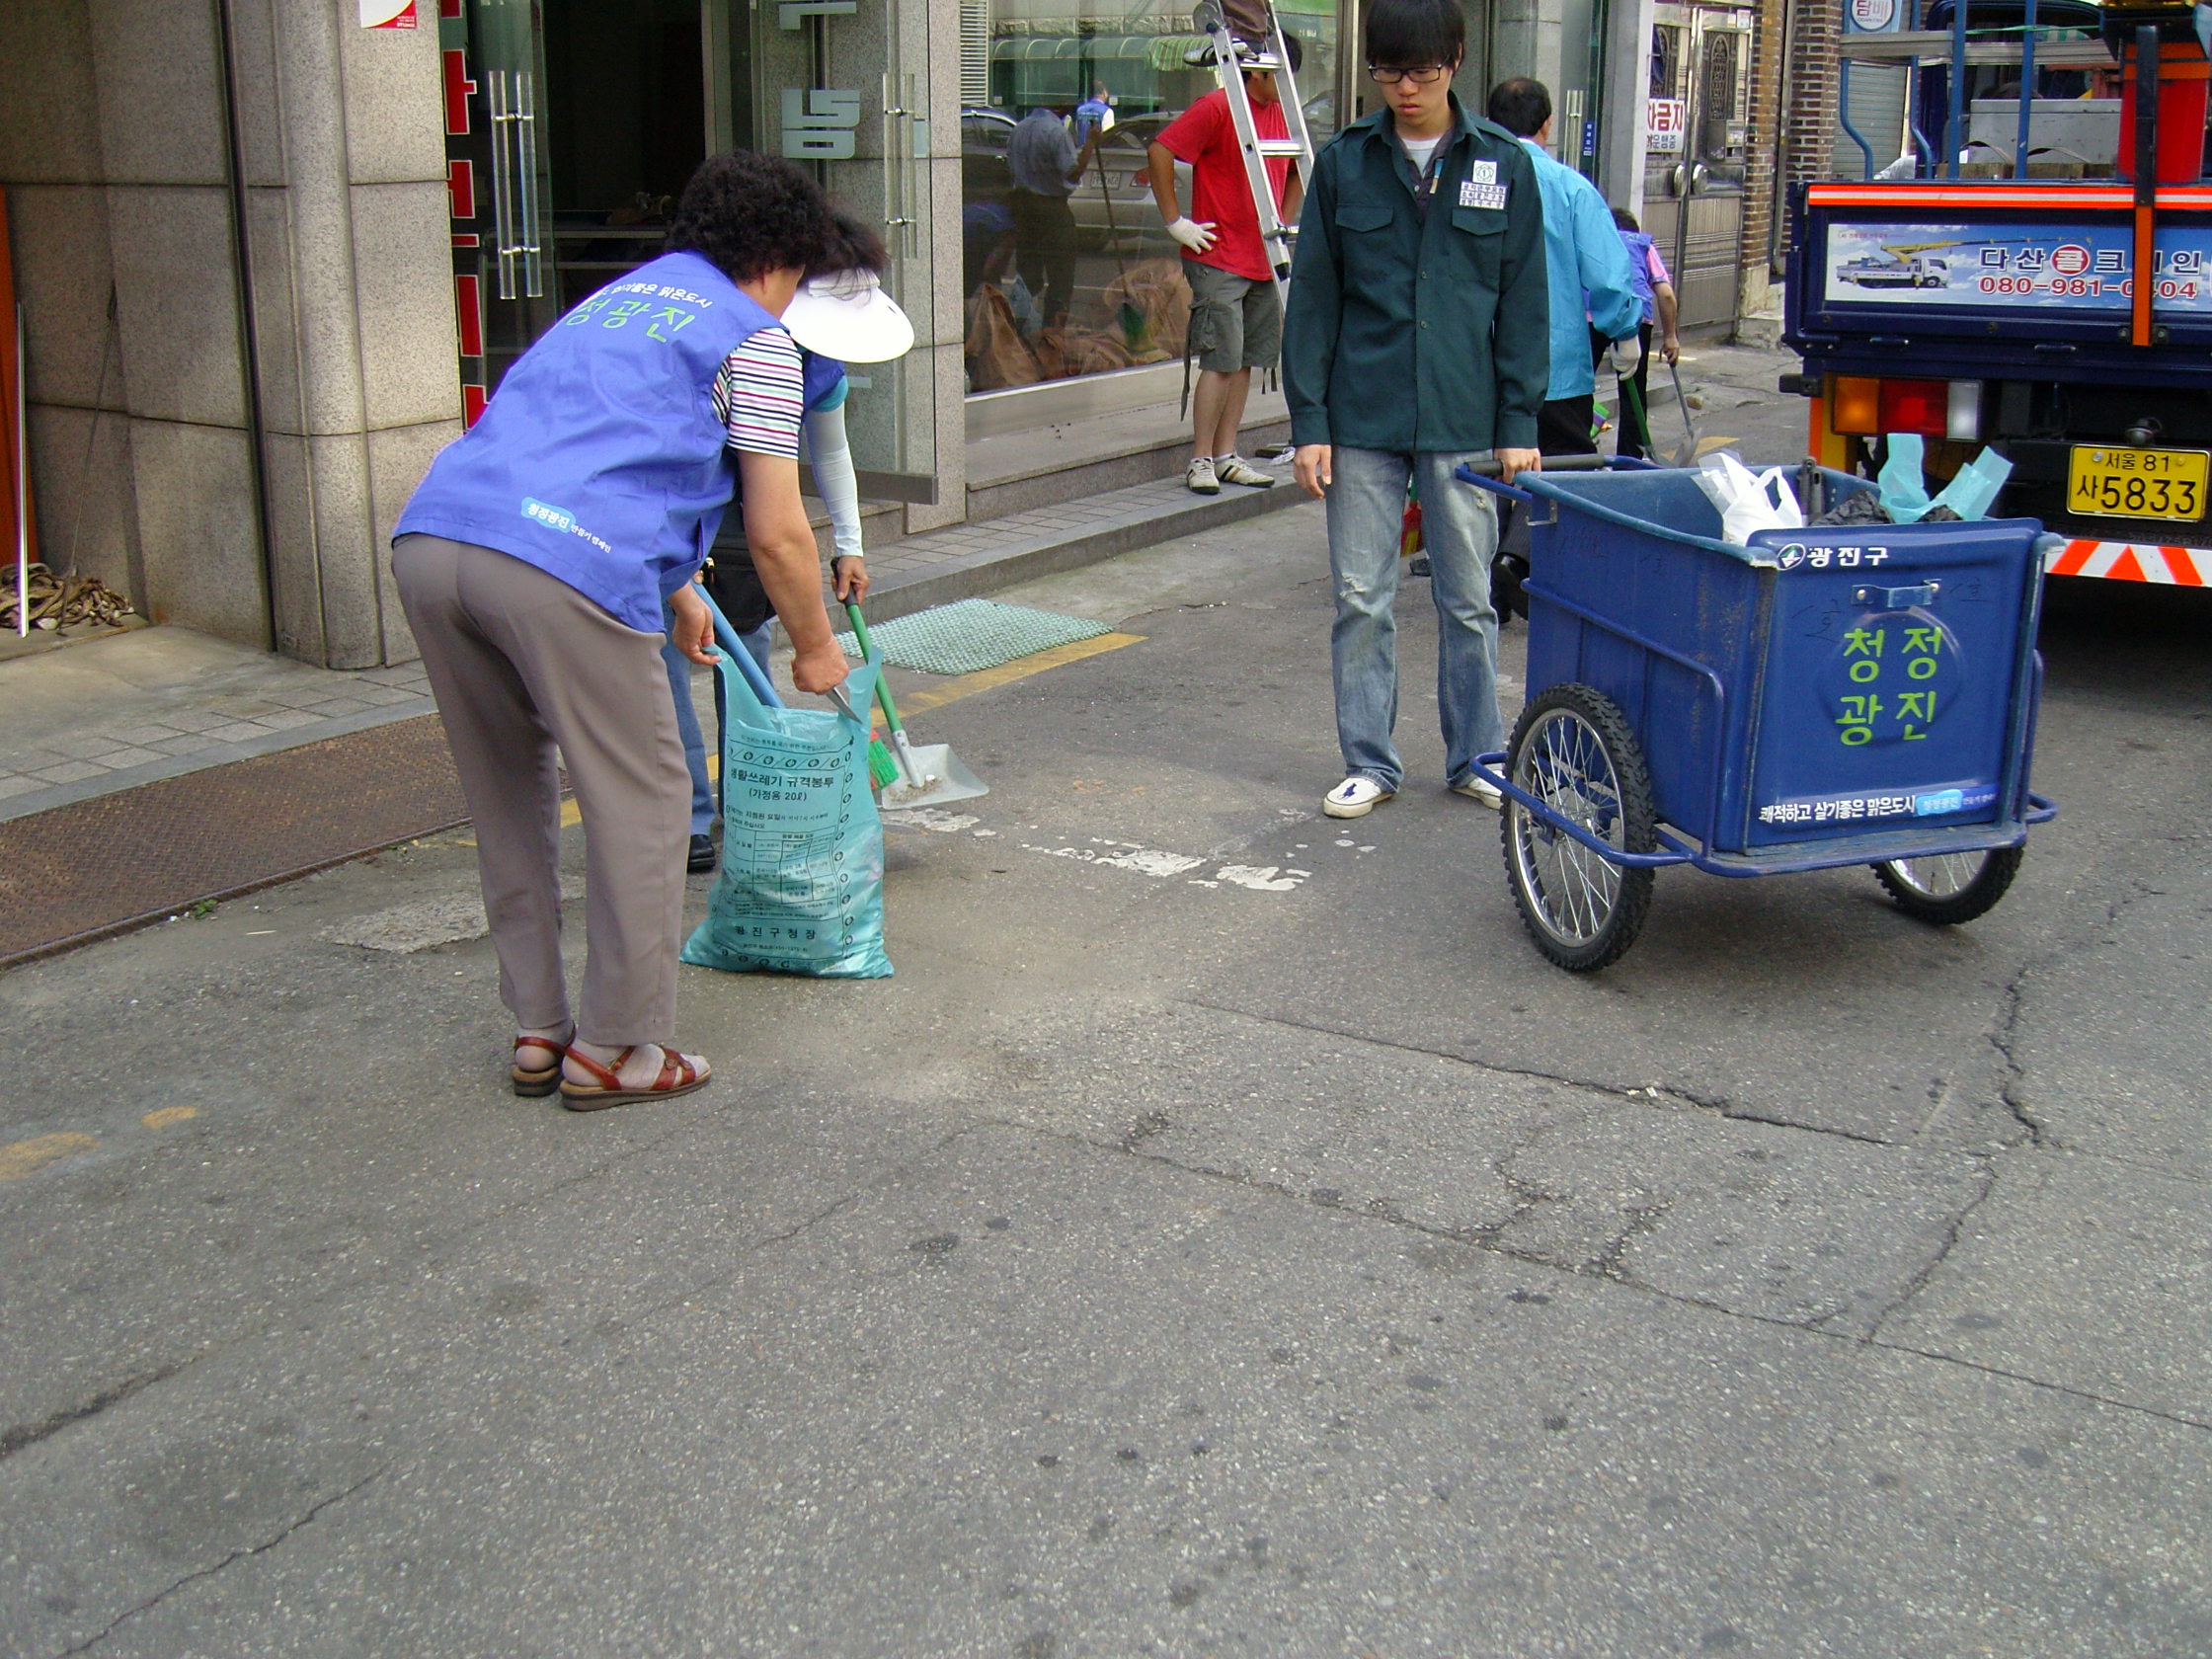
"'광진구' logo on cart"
1775,543,1891,572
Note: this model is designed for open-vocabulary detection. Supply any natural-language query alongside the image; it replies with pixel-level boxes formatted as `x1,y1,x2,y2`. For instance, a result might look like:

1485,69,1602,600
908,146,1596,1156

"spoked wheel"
1501,684,1658,971
1872,845,2022,925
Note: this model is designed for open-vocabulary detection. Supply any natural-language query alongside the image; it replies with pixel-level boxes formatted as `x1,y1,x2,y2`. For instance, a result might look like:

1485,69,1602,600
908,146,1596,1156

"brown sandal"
512,1031,571,1098
559,1045,712,1112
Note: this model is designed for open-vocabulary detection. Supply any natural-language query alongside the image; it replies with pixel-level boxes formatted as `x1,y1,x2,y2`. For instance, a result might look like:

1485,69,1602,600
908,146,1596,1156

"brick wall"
1778,0,1842,258
1738,0,1790,279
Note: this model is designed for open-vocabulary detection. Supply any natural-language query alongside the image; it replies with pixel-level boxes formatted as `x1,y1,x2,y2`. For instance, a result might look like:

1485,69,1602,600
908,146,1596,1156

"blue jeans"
1324,446,1505,794
662,602,716,835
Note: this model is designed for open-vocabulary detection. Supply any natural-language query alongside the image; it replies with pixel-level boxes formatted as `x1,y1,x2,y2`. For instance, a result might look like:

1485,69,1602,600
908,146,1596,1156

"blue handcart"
1457,461,2057,971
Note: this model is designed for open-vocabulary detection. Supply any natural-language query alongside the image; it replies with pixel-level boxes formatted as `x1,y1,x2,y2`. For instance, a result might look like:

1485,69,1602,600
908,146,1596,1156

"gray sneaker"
1215,455,1277,488
1185,455,1221,496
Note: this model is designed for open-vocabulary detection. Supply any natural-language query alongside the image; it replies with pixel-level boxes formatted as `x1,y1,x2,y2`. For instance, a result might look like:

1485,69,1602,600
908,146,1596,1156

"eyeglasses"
1368,63,1450,86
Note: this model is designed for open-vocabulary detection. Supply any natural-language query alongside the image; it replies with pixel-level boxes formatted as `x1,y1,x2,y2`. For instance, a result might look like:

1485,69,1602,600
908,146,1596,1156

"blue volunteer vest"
1618,229,1657,323
802,351,847,413
396,251,777,634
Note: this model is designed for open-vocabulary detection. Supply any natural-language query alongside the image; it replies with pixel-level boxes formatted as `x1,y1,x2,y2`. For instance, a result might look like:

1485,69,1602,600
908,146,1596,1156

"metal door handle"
515,70,543,297
489,70,517,299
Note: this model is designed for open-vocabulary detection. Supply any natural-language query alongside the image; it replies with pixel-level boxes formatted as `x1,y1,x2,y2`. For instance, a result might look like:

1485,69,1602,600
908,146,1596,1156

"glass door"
751,0,939,498
441,0,558,422
442,0,939,496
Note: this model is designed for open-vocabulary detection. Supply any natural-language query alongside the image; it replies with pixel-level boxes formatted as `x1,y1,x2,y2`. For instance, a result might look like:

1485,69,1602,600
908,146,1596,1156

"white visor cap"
781,268,915,363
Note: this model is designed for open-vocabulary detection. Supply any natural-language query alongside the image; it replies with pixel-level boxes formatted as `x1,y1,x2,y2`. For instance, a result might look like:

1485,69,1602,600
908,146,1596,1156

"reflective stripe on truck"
2046,539,2212,584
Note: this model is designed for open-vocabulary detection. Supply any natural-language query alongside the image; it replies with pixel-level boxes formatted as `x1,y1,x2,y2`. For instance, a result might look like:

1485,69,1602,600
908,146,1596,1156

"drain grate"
837,599,1111,676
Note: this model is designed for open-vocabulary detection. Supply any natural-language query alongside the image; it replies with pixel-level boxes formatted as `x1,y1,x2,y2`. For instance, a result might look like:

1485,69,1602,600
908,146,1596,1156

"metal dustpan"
842,599,989,811
879,733,988,810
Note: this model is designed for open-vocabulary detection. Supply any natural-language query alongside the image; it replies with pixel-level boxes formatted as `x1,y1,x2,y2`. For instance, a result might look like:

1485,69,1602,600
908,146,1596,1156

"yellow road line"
143,1107,198,1130
0,1132,100,1181
558,631,1145,828
897,632,1145,715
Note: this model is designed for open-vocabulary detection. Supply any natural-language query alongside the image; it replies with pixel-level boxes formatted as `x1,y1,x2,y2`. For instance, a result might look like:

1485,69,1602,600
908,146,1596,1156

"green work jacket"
1282,100,1549,453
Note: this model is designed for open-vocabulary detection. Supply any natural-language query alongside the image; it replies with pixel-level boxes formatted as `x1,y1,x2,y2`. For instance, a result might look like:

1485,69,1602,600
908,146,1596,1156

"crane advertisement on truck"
1783,0,2212,586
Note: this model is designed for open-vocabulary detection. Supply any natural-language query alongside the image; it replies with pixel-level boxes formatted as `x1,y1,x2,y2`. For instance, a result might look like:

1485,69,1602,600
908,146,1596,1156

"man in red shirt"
1147,35,1304,495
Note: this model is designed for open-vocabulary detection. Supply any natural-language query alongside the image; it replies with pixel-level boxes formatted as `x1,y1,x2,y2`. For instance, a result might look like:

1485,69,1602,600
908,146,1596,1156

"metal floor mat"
835,599,1111,675
0,715,469,969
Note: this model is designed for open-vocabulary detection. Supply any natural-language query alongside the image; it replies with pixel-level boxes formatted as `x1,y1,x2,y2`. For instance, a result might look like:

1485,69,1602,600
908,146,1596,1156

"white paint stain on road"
1023,837,1205,878
883,808,982,833
1022,837,1313,895
1216,865,1305,893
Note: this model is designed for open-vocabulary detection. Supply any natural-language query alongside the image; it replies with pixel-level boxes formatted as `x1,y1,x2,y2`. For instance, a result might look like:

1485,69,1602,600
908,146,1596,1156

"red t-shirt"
1156,87,1293,283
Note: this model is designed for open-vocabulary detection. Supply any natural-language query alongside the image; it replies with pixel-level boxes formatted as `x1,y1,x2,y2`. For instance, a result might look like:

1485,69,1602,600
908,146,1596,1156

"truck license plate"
2067,445,2209,521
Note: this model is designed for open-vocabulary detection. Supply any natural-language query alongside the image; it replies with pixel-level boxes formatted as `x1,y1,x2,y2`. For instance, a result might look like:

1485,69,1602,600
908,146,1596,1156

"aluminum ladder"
1192,1,1314,309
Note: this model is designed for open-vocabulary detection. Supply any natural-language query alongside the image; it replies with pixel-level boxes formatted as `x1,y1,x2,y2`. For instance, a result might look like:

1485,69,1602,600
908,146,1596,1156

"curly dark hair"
665,151,833,282
809,210,890,278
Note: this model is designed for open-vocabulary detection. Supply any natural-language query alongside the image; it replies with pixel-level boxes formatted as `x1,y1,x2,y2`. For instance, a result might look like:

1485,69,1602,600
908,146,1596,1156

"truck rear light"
1946,380,1983,442
1878,378,1949,438
1832,375,1880,434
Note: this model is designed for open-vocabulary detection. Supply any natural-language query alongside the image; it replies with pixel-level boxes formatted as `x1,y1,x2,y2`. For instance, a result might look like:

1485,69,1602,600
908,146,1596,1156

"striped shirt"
711,326,805,458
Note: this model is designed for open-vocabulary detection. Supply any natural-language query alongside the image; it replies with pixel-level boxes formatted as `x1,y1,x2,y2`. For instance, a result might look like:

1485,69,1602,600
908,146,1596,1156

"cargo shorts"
1184,258,1282,374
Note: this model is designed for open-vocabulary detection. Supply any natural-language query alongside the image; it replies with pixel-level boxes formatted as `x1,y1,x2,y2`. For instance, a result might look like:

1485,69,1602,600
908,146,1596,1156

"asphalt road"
2,398,2208,1656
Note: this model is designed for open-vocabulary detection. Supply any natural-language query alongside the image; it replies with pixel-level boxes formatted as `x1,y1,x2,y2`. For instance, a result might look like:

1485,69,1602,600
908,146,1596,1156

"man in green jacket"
1283,0,1548,820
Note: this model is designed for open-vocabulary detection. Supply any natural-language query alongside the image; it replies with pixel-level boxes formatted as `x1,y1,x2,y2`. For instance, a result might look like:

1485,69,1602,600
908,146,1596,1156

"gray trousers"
392,534,689,1046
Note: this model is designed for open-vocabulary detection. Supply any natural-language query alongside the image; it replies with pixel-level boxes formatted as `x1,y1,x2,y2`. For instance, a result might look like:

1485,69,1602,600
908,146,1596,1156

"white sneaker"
1323,775,1395,818
1185,455,1221,496
1451,775,1504,809
1214,455,1277,488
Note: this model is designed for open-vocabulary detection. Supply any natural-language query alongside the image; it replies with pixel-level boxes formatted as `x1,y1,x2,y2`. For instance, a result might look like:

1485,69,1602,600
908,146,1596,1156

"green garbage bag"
680,638,892,980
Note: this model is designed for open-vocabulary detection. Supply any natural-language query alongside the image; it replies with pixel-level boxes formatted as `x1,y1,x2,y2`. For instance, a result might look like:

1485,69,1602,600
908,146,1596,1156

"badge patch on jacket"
1459,177,1508,210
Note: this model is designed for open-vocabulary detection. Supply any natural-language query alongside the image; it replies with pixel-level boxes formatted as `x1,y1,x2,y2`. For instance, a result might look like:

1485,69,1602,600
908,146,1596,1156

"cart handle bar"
1454,453,1654,506
1464,753,1691,868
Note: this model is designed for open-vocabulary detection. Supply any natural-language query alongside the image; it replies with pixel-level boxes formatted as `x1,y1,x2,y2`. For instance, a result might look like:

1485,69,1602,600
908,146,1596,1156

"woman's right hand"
790,638,849,694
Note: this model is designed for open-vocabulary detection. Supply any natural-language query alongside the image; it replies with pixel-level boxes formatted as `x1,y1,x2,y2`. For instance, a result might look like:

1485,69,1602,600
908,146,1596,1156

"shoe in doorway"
687,833,717,873
1185,455,1221,496
1322,775,1395,819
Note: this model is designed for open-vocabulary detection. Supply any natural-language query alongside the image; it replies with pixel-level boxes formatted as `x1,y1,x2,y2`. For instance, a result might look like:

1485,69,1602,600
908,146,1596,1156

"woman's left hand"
669,582,719,667
831,556,869,604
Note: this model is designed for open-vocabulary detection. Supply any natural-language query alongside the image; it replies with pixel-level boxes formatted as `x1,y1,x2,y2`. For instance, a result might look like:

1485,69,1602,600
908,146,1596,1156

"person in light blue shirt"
1484,78,1640,455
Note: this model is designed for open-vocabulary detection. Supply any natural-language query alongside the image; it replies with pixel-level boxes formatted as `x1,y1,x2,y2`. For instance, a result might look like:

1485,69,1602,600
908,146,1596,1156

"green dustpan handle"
843,599,907,738
1620,375,1652,455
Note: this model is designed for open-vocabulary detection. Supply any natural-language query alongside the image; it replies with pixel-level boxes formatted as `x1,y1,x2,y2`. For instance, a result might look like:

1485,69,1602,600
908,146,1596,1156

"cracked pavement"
1,506,2207,1656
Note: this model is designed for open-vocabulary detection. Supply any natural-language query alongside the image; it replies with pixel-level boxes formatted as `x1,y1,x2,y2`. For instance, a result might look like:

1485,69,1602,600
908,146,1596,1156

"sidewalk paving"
0,466,1304,827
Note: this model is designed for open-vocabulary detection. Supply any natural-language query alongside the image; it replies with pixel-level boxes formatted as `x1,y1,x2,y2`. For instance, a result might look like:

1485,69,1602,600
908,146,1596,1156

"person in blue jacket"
390,152,848,1112
1483,78,1642,455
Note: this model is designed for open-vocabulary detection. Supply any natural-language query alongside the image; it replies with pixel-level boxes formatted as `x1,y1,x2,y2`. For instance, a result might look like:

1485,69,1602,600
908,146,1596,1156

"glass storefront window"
959,1,1336,393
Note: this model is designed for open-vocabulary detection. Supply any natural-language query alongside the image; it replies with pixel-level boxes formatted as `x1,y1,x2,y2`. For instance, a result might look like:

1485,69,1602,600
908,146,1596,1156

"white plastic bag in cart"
1691,450,1804,543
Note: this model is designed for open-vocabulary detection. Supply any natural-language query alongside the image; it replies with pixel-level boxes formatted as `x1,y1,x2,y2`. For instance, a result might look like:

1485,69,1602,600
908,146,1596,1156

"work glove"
1165,217,1219,254
1610,334,1643,376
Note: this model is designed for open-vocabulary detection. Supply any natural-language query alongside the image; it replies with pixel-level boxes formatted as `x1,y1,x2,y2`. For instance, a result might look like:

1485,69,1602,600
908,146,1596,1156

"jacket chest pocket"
1333,195,1398,281
1442,204,1507,285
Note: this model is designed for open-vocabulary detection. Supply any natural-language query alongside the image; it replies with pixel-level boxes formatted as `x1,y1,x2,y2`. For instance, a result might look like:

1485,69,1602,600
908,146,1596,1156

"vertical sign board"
437,0,485,423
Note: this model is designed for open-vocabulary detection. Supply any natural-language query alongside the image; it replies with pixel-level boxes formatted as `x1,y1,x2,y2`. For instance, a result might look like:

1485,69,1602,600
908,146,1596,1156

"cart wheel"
1500,684,1658,972
1872,846,2022,925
